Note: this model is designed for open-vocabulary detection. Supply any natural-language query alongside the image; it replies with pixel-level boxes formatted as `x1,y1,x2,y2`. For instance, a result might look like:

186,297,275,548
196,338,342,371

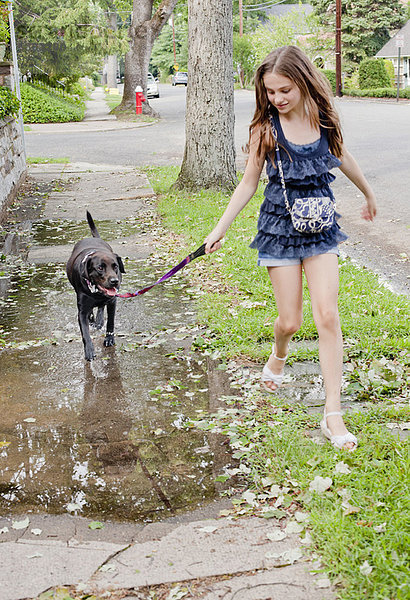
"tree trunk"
175,0,237,191
118,0,178,116
106,12,118,89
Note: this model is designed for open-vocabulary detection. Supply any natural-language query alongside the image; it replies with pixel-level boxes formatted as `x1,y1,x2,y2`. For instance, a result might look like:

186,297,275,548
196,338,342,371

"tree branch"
151,0,178,37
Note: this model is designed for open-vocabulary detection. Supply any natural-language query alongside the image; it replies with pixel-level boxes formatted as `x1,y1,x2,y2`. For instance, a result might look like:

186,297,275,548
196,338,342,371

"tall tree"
117,0,178,116
175,0,237,191
310,0,406,64
13,0,128,80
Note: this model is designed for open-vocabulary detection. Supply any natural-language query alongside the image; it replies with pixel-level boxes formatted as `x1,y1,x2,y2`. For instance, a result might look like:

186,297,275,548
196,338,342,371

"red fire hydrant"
135,86,146,115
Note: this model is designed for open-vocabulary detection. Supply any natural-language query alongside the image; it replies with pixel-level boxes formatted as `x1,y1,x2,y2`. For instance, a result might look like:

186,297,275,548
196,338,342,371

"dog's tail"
86,211,100,238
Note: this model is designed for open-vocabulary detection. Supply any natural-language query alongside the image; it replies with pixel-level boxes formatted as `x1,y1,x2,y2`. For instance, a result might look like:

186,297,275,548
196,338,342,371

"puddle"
0,223,233,522
30,218,145,247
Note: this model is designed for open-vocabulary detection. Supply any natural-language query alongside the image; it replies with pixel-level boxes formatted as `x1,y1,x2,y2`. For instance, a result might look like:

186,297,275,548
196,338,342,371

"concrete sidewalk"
0,163,334,600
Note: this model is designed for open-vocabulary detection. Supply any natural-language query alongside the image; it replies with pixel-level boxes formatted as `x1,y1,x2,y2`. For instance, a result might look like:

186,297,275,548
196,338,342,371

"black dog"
66,211,125,361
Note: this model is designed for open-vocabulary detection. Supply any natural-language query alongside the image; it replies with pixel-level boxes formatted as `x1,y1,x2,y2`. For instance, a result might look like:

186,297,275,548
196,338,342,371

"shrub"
321,69,336,93
384,59,395,86
359,58,390,89
345,87,410,99
66,81,88,98
0,86,20,119
20,83,85,123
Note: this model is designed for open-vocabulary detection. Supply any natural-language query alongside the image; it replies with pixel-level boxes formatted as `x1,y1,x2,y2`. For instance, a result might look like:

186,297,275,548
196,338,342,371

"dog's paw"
104,333,115,347
84,345,96,361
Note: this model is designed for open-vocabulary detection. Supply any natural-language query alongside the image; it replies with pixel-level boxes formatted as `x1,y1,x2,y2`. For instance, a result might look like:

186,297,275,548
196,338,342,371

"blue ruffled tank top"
250,111,348,259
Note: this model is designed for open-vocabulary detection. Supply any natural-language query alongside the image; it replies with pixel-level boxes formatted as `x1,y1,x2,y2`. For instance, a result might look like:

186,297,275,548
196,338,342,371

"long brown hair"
248,46,344,159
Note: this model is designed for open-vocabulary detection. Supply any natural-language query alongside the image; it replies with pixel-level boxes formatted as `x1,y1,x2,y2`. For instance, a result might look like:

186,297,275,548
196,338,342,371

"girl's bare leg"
264,264,303,390
303,254,355,449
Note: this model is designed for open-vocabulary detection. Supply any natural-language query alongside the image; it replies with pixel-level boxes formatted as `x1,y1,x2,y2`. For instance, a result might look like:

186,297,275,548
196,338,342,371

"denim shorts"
257,246,339,267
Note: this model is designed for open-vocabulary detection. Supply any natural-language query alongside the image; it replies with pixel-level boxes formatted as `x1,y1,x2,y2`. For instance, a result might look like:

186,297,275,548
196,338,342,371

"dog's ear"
116,255,125,274
80,252,95,280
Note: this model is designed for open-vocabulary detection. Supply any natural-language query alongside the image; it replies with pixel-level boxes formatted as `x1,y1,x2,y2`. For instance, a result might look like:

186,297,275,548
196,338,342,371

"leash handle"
116,243,206,298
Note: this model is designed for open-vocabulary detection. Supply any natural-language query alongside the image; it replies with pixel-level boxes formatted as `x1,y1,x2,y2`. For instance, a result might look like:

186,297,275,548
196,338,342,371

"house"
376,20,410,88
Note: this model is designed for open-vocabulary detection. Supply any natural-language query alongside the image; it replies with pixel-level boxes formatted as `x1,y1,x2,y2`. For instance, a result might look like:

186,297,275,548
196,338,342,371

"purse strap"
271,123,293,216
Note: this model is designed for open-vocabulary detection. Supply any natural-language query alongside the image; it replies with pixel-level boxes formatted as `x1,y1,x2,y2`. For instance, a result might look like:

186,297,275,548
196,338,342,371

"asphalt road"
25,84,410,295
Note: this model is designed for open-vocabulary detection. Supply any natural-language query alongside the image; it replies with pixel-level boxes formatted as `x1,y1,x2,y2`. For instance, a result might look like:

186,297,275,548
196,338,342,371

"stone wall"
0,116,27,221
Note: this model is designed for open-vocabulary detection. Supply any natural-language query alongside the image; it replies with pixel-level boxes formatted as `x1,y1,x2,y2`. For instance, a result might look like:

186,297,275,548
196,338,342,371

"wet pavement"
0,163,233,524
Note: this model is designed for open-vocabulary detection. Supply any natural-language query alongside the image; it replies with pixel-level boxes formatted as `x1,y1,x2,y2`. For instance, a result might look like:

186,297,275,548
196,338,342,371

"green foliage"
66,81,87,98
310,0,407,64
250,8,332,70
150,17,188,78
383,59,395,86
233,33,255,86
345,87,410,99
321,69,336,93
13,0,129,81
20,83,85,123
0,86,20,118
359,58,391,89
0,1,9,43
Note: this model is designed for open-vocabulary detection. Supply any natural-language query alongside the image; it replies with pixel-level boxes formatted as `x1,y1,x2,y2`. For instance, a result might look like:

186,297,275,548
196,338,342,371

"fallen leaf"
27,552,43,559
335,461,351,474
12,517,29,530
285,521,304,534
300,531,313,546
266,528,287,541
242,490,257,506
343,504,361,516
88,521,104,530
316,577,331,588
294,511,309,523
265,547,302,565
23,418,36,423
359,560,373,576
374,522,386,533
66,503,81,512
99,564,116,572
167,586,189,600
0,441,10,448
198,526,218,533
262,509,287,519
309,476,332,494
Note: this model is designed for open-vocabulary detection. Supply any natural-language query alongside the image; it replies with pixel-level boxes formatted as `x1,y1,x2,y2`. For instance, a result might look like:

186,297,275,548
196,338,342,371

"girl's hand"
204,229,225,254
361,195,377,221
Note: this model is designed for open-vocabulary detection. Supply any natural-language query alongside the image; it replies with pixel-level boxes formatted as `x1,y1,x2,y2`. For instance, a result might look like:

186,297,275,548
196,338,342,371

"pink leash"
116,244,206,298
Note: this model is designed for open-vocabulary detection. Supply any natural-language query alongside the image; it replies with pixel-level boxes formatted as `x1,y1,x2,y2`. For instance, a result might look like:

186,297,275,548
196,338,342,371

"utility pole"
335,0,342,97
171,13,176,65
239,0,243,37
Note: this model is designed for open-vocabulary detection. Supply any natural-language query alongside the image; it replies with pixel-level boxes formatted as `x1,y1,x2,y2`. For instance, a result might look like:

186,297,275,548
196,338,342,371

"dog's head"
81,251,125,297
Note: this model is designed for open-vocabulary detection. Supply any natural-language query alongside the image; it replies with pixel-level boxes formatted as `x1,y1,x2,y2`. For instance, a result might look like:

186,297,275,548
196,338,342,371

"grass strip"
147,165,409,599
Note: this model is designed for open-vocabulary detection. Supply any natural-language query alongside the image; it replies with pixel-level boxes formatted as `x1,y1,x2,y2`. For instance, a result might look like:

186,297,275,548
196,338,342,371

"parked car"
147,72,159,98
172,72,188,86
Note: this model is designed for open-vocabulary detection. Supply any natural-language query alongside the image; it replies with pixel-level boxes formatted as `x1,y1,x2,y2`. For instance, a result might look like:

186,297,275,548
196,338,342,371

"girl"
204,46,376,451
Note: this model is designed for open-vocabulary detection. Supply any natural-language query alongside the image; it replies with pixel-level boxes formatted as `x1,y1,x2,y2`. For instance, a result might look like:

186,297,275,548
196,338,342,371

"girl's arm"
338,147,377,221
205,128,265,254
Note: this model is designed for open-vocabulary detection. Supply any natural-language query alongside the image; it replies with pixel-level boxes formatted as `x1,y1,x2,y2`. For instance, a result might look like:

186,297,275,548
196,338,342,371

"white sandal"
320,411,357,451
261,348,287,394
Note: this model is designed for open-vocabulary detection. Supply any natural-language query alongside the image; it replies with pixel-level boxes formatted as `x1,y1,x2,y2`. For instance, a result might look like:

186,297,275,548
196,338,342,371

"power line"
243,0,288,11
